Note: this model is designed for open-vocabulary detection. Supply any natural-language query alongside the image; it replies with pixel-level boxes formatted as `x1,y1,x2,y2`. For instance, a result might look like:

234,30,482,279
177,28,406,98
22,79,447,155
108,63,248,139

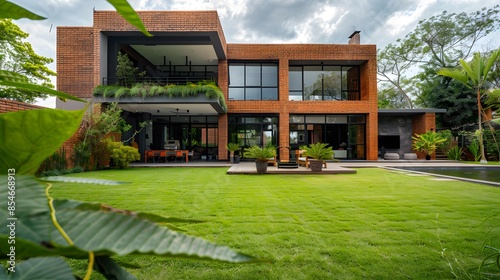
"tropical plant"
0,1,258,279
301,142,334,160
438,49,500,163
412,131,447,159
468,140,482,162
446,146,464,161
227,142,240,163
243,145,276,162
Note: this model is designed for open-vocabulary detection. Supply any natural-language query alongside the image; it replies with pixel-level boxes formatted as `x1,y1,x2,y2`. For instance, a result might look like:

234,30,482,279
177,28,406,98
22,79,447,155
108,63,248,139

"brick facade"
56,10,441,162
0,99,43,113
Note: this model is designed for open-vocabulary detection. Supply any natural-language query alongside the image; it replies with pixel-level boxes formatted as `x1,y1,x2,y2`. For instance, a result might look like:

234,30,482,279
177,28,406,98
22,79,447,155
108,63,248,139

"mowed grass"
49,167,500,279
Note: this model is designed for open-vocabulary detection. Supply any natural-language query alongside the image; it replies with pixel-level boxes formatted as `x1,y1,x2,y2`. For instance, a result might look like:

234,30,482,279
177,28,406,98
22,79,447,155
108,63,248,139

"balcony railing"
102,76,217,86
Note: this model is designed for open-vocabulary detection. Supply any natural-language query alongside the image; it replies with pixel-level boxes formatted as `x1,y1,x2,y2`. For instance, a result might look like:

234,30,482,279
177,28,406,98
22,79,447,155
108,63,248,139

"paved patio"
130,159,500,186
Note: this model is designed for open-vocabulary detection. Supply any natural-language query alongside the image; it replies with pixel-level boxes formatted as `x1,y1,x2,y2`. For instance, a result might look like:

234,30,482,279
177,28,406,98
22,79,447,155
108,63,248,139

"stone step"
278,161,299,169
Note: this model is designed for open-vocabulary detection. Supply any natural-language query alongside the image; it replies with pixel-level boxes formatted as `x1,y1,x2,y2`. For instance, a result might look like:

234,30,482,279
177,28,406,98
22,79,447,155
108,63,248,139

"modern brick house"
56,10,439,161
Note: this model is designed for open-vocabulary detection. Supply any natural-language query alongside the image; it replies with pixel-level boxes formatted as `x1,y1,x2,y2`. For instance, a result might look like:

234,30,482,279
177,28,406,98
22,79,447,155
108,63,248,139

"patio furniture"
144,150,155,163
175,150,184,162
384,153,400,160
158,150,167,162
295,149,327,168
268,155,277,166
404,153,417,160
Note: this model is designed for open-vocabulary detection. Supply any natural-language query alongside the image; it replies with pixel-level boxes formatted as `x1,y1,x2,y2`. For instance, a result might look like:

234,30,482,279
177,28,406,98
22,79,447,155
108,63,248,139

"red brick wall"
0,99,43,113
225,44,379,160
57,11,382,161
57,27,94,98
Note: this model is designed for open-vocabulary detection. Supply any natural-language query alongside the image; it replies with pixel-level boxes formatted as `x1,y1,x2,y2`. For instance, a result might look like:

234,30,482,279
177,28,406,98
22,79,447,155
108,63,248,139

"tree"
416,68,477,129
438,49,500,163
0,19,56,103
116,51,146,86
377,5,500,109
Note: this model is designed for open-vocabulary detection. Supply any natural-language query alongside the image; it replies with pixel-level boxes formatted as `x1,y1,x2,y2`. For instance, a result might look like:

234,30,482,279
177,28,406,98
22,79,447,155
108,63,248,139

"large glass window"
289,114,366,159
288,64,360,101
229,62,278,100
228,115,279,159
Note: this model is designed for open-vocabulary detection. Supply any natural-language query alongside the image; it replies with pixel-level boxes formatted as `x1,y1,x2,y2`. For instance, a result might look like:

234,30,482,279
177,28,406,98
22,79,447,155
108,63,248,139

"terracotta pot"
309,159,323,172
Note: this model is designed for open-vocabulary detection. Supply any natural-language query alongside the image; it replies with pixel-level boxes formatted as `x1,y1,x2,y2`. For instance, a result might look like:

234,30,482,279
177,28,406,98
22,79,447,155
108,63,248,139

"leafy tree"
0,19,56,103
378,85,411,109
417,68,477,129
378,5,500,109
438,49,500,163
116,51,146,86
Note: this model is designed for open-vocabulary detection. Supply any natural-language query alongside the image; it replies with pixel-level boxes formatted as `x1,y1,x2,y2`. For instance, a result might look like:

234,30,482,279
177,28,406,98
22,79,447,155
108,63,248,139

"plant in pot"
412,131,447,160
243,145,276,174
227,142,240,163
301,142,334,172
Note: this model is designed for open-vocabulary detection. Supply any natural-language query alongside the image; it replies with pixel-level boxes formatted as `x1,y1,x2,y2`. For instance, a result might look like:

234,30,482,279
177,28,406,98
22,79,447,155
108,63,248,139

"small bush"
71,166,84,173
107,141,140,169
40,169,60,177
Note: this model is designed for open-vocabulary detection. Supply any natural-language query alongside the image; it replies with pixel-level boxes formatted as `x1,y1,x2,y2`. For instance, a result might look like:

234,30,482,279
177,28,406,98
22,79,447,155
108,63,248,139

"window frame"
228,61,279,101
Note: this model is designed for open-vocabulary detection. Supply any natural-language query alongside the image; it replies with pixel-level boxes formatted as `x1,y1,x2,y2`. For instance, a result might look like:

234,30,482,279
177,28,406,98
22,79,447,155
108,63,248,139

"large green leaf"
0,108,85,175
0,1,45,20
0,176,260,263
51,209,258,263
0,70,85,102
106,0,152,37
1,257,74,279
94,256,137,280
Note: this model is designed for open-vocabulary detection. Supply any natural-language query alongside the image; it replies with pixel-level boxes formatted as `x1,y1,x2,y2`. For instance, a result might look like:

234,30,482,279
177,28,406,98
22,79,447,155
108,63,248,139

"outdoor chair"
158,150,167,162
144,150,155,163
175,150,184,162
187,150,194,161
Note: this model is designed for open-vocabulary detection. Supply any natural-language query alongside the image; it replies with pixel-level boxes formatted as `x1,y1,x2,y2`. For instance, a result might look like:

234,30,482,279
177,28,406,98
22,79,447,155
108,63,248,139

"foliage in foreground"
0,1,259,279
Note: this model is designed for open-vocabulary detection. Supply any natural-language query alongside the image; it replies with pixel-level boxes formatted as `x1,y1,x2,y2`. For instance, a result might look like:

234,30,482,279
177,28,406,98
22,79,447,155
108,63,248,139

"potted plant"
226,142,240,163
412,131,447,160
301,142,334,172
243,145,276,174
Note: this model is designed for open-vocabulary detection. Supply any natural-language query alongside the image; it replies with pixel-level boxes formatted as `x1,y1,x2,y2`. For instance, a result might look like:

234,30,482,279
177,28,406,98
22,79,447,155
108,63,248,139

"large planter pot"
309,159,324,172
255,160,268,174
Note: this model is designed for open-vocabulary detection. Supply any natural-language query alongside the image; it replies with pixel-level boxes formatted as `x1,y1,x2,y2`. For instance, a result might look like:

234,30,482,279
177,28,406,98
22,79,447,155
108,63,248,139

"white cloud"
5,0,499,108
385,0,437,36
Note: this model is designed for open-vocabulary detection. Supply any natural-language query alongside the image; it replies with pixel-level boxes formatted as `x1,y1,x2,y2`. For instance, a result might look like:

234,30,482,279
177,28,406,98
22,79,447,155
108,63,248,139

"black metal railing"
102,76,217,86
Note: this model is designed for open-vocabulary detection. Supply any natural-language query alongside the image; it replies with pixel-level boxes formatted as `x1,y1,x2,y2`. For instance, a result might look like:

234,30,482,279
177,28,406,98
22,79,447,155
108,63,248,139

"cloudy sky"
9,0,500,107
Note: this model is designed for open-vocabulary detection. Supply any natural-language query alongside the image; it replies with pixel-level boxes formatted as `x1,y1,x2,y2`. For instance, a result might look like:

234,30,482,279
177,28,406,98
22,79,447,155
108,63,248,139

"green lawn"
50,167,500,279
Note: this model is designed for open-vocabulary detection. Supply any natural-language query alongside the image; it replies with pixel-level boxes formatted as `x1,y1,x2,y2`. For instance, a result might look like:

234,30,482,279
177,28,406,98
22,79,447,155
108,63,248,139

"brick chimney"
348,31,361,45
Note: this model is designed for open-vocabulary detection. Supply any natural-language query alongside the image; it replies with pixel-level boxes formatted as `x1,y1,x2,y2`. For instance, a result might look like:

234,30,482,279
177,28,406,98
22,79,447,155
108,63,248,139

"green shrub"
446,146,463,160
107,141,140,169
467,140,481,162
71,166,84,173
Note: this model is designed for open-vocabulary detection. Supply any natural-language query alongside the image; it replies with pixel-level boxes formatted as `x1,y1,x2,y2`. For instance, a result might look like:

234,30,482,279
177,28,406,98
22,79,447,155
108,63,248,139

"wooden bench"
295,150,327,168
